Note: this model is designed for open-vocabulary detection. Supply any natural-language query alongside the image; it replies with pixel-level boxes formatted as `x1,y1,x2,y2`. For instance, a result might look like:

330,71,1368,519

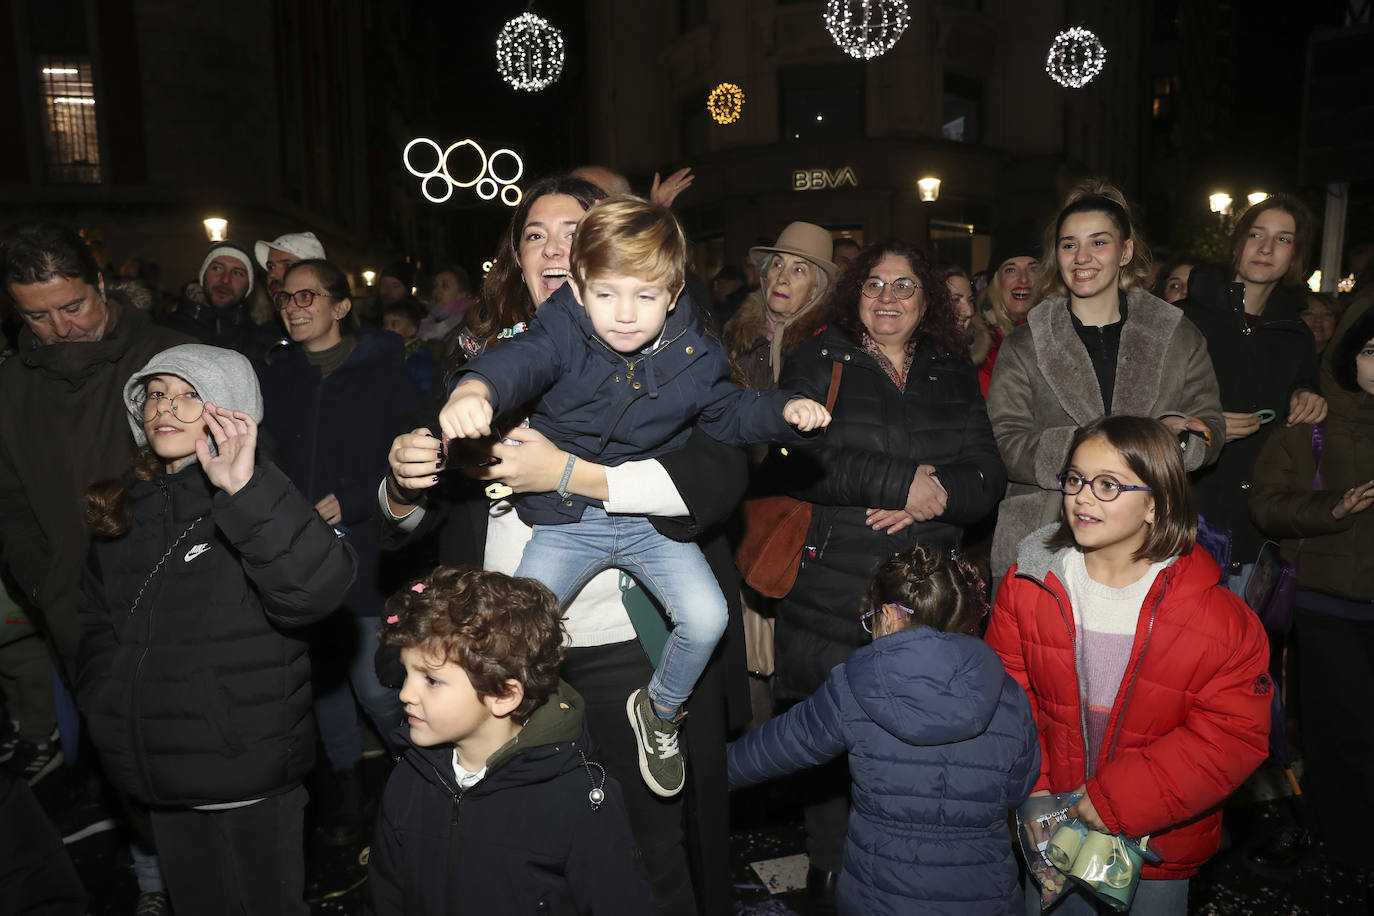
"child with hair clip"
727,545,1041,915
77,344,357,915
986,415,1270,914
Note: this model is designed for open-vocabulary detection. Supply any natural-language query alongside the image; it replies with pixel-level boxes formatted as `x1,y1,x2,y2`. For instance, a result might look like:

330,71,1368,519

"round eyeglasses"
274,288,333,311
134,390,204,423
1057,472,1152,502
861,277,920,300
860,602,914,634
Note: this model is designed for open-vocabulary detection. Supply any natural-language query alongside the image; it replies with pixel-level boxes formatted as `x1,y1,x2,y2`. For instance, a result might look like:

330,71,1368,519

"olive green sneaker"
626,688,685,798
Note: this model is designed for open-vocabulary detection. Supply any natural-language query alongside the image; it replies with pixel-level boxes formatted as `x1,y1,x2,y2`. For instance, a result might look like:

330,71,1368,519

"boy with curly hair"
367,567,652,915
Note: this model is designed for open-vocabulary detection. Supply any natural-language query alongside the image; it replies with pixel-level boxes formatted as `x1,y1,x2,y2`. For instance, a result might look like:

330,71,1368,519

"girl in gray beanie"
79,343,356,914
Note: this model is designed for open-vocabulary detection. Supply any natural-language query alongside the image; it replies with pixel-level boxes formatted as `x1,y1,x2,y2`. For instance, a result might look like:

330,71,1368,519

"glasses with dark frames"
274,288,334,310
1057,472,1152,502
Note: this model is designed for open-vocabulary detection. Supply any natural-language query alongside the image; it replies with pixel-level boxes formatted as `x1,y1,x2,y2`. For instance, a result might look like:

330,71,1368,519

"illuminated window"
38,58,101,184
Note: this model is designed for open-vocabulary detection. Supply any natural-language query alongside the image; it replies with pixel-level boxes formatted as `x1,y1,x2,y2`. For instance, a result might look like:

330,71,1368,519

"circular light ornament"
1045,27,1107,89
495,12,566,92
707,82,746,125
824,0,910,61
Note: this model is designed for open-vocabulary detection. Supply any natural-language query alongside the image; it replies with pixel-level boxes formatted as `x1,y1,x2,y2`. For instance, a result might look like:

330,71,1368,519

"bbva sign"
793,166,857,190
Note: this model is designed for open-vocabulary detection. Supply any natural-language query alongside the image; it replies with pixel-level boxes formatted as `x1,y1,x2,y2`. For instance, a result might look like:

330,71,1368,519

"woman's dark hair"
2,221,102,293
468,175,605,346
1149,253,1202,301
943,263,972,284
86,447,165,538
1045,415,1197,562
1229,194,1314,287
433,264,471,293
826,240,966,360
283,258,358,335
1331,308,1374,392
865,545,989,638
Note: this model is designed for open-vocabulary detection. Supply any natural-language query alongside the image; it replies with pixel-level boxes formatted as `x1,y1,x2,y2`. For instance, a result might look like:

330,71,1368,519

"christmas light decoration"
1045,27,1107,89
824,0,910,60
495,12,565,92
403,137,525,206
707,83,746,125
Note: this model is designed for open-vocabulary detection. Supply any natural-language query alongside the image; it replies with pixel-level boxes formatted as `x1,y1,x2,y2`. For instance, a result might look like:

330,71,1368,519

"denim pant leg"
608,516,727,717
347,615,402,751
515,509,622,609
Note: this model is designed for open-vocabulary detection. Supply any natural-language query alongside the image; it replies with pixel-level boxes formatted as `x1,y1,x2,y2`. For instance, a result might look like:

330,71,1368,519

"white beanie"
198,242,256,297
254,231,327,270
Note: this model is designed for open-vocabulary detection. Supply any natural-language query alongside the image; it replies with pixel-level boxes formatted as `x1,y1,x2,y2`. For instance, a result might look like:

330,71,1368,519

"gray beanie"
124,344,265,448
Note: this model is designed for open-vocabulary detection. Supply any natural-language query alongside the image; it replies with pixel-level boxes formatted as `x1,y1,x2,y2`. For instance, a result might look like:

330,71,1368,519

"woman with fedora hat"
724,222,839,390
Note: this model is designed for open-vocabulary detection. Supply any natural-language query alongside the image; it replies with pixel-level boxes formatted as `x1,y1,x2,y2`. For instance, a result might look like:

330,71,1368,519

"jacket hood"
845,626,1003,746
1013,522,1210,599
122,344,265,446
1323,300,1374,427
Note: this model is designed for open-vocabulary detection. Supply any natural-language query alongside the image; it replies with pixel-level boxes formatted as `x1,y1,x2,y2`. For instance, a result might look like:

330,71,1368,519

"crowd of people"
0,165,1371,916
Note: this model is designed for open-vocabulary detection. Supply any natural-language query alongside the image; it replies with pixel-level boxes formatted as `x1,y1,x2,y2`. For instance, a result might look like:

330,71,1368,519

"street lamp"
362,269,376,285
1208,192,1232,217
917,177,941,202
1247,191,1268,207
202,217,227,242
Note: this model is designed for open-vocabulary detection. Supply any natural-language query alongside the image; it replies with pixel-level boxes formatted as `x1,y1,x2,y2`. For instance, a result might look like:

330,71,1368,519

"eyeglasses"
861,278,920,300
1057,472,1152,502
133,390,204,423
274,288,333,310
860,602,914,634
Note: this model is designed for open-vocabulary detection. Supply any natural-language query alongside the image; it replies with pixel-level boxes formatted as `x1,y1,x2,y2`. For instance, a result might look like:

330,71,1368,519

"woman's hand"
1332,480,1374,520
1287,389,1328,427
1159,415,1209,438
1222,411,1262,442
904,465,948,521
315,493,341,526
650,167,695,208
464,426,566,493
389,428,443,492
1067,785,1109,833
197,404,257,497
865,507,915,535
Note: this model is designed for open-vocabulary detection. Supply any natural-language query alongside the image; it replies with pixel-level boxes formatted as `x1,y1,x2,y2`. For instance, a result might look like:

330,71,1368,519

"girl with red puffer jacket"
986,415,1270,914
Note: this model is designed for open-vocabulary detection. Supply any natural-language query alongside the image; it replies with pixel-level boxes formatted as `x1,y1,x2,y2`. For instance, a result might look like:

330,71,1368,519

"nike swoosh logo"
183,544,211,562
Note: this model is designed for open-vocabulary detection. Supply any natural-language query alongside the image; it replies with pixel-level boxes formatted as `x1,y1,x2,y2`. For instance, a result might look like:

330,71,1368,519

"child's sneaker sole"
626,689,685,798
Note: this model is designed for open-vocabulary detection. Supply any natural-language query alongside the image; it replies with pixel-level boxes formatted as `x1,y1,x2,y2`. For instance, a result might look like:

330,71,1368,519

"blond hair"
1033,179,1153,303
571,196,688,294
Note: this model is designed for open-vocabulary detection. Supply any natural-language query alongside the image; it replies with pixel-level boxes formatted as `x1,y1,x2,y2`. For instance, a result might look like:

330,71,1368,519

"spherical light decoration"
707,83,746,125
495,12,565,92
1045,27,1107,89
824,0,910,61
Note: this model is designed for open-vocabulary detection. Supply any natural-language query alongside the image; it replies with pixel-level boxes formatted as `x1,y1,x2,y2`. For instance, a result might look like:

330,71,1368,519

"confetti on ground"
749,853,810,895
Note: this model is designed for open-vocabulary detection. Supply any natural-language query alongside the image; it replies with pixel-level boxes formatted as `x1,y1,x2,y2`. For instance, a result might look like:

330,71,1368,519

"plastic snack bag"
1016,793,1160,911
1015,792,1081,909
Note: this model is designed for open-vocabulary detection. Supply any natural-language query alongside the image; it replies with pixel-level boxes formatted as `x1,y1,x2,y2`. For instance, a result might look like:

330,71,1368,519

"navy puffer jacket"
728,626,1039,915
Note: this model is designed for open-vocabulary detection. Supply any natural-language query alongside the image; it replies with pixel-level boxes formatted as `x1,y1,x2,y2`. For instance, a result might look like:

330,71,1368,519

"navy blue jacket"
459,284,804,524
256,327,419,615
728,626,1040,915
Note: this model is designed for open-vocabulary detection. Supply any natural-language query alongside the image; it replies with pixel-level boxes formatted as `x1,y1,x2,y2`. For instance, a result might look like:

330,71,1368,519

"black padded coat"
772,328,1006,699
77,461,356,806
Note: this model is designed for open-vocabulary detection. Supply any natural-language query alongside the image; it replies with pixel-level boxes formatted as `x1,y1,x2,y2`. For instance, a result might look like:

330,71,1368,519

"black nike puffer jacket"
77,460,356,806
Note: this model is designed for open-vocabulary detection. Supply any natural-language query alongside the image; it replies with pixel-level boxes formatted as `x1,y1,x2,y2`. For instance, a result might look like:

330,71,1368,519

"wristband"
385,475,417,506
556,454,577,499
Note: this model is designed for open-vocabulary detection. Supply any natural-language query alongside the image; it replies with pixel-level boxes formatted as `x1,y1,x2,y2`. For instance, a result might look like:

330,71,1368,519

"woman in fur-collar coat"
987,183,1224,582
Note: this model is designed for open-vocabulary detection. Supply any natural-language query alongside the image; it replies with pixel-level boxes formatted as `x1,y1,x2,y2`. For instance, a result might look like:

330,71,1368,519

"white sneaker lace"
652,728,680,760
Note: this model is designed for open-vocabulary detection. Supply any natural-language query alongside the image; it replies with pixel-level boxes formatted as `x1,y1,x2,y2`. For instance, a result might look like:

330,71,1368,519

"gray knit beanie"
123,344,265,449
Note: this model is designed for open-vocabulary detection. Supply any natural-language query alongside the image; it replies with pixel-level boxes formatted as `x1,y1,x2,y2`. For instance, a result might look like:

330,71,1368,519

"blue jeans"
314,614,403,770
1024,875,1189,914
516,507,726,718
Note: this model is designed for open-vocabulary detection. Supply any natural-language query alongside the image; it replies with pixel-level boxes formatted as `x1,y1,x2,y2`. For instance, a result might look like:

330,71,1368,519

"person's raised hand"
197,403,257,496
1287,389,1328,427
649,167,695,208
1332,480,1374,520
784,397,832,432
1222,411,1262,442
904,465,947,521
389,428,443,493
439,380,494,440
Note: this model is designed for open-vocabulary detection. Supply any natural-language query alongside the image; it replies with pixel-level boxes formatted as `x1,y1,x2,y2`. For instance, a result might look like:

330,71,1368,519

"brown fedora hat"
750,222,840,285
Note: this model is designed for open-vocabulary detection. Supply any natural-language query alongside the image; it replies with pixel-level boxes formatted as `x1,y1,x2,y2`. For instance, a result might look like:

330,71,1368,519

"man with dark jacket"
159,240,281,360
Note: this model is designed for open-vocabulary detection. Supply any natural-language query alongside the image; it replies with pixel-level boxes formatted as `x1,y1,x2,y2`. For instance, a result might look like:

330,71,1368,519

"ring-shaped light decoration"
441,139,488,188
421,174,454,205
403,138,443,179
1045,27,1107,89
707,83,746,125
487,148,525,186
500,184,523,207
496,12,566,92
475,177,499,201
824,0,910,61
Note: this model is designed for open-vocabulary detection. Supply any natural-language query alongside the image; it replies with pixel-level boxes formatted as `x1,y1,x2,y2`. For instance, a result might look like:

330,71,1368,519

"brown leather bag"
733,362,843,599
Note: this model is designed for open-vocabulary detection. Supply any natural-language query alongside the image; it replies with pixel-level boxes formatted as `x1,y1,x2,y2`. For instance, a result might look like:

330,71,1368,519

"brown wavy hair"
1228,193,1314,288
864,545,990,638
85,447,165,538
380,566,566,724
1045,415,1197,562
826,240,966,360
